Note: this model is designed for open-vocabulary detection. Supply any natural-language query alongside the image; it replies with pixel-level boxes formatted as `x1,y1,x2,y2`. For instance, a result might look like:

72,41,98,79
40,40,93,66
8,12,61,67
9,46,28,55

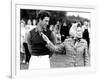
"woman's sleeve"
46,41,65,53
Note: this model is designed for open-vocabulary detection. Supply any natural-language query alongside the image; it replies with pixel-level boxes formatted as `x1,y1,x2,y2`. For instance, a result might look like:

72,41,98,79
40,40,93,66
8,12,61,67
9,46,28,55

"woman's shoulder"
80,39,87,44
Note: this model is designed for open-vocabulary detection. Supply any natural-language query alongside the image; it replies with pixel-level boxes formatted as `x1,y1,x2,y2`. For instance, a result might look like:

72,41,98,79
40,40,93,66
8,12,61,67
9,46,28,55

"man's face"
40,17,50,29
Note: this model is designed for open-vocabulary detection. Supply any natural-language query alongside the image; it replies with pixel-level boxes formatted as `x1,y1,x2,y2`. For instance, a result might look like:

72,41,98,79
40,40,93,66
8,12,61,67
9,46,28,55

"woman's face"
76,27,83,38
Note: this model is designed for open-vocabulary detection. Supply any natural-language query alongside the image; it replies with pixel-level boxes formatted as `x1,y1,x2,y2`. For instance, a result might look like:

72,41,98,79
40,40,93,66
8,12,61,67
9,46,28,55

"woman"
42,25,90,67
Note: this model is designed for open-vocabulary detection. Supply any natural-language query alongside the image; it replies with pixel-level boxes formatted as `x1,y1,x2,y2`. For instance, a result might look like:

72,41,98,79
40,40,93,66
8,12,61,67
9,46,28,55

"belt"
31,55,49,58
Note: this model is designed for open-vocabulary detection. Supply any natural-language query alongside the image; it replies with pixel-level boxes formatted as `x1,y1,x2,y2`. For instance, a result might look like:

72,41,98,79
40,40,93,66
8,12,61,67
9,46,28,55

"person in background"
25,19,33,31
82,21,90,48
52,21,61,45
20,19,26,64
49,24,54,32
32,19,37,29
23,19,32,64
60,22,70,42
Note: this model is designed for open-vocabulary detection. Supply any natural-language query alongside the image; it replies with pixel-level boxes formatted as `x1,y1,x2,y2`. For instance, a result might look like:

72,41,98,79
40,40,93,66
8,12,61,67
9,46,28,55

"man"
60,22,70,42
82,21,90,48
27,11,55,69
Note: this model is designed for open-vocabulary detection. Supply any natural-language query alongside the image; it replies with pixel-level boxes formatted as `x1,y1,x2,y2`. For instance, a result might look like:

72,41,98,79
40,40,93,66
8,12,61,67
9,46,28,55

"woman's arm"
42,33,65,53
46,41,65,53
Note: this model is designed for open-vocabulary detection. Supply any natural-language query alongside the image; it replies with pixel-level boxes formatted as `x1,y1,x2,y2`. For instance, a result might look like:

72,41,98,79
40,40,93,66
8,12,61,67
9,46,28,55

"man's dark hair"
37,11,50,22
